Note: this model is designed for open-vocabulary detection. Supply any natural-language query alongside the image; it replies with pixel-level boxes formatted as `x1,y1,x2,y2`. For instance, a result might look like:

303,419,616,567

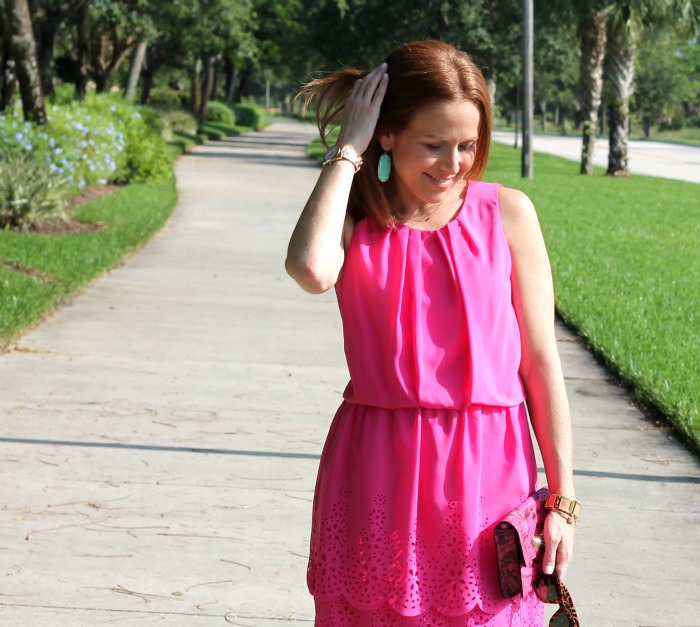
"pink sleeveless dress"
307,181,545,626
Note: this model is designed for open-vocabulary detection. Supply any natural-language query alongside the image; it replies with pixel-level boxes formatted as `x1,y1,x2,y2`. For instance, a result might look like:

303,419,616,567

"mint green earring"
378,151,391,183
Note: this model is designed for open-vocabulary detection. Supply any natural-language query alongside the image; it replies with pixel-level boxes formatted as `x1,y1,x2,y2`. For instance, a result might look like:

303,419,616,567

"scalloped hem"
314,593,544,626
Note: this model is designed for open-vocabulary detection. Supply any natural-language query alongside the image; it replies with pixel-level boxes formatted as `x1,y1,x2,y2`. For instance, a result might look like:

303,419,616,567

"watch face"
324,145,340,161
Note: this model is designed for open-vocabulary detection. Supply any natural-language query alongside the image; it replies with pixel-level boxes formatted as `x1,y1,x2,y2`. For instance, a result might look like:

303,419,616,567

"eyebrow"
420,134,479,142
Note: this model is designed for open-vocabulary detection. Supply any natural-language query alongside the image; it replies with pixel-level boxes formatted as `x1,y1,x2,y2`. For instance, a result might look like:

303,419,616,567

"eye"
425,143,441,151
459,142,476,152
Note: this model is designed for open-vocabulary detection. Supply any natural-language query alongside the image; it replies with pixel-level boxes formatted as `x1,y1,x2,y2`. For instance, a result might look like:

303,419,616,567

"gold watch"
545,493,581,523
323,144,363,172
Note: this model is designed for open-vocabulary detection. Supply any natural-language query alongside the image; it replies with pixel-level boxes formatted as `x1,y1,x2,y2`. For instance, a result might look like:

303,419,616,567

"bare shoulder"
498,186,537,226
497,185,543,249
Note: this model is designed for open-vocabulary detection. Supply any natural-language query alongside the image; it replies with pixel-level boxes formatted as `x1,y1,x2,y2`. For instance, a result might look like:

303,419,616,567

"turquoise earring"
378,151,391,183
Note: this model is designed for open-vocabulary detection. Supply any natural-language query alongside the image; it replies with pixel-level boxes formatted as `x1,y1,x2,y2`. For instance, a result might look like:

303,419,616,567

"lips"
426,173,453,186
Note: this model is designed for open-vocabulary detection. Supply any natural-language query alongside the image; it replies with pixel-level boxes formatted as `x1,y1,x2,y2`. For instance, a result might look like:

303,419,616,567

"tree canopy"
0,0,698,158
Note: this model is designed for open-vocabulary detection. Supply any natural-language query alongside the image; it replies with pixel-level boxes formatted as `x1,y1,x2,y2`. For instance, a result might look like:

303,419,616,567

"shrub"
206,101,236,126
659,110,686,131
50,83,78,105
64,94,170,184
148,88,184,110
135,105,165,138
0,151,67,231
233,103,266,130
159,109,198,140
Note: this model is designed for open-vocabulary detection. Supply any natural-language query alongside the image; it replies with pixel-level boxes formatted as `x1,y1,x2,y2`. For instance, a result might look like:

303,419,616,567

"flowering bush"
0,94,171,195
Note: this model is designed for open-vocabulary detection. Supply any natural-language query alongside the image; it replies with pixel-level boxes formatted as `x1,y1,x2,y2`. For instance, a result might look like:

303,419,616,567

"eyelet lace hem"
314,593,544,626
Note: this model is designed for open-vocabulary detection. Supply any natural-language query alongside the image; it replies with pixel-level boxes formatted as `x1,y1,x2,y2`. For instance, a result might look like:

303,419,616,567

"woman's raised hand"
337,63,389,156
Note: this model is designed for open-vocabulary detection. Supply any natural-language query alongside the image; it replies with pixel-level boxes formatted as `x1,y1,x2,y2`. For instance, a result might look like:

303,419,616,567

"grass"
0,176,177,345
483,142,699,453
306,133,700,452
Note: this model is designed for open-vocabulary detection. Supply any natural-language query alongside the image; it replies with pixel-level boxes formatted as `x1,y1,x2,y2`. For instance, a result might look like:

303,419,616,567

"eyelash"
426,143,476,152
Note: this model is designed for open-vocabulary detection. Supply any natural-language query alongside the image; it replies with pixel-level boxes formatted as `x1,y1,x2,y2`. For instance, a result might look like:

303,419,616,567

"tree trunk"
30,0,86,99
226,68,238,104
486,75,497,113
197,55,214,126
75,0,88,101
140,60,156,105
236,65,252,102
33,12,57,97
539,100,547,131
606,20,636,177
210,60,219,101
89,30,135,94
125,38,147,102
578,10,606,175
189,58,201,113
7,0,46,124
1,21,18,111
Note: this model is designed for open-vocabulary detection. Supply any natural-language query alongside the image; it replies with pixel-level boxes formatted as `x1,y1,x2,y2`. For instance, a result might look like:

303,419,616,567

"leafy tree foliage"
633,27,698,135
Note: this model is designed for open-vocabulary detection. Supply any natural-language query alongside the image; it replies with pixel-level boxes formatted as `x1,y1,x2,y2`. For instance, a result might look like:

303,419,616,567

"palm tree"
541,1,610,175
579,8,608,175
606,0,699,176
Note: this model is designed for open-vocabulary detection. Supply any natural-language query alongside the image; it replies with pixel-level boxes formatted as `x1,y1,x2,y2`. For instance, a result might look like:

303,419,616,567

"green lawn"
306,134,700,452
484,142,699,453
0,177,177,344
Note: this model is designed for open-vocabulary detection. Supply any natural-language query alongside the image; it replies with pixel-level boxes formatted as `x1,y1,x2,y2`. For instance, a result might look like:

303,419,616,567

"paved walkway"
1,120,698,626
493,130,700,184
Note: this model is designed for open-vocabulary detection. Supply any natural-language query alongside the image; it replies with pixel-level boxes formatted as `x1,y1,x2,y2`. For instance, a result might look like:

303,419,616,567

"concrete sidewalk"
1,120,698,626
492,129,700,184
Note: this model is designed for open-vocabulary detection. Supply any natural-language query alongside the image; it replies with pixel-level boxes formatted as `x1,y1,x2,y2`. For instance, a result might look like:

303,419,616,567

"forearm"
522,356,575,498
285,160,355,293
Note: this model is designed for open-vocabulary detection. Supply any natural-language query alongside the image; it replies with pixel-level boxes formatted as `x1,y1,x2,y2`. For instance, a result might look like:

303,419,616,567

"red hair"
298,40,493,227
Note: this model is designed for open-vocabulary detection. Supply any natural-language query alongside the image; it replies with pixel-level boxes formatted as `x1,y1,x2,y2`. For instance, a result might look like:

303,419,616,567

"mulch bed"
29,184,121,235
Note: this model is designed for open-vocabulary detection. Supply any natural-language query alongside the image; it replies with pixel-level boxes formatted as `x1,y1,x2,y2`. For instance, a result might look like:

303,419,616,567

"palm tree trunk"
579,10,606,175
6,0,46,124
606,19,636,177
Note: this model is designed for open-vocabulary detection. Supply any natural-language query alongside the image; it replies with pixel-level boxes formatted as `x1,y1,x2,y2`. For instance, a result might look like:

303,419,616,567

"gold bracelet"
550,509,579,526
322,144,363,173
545,493,581,524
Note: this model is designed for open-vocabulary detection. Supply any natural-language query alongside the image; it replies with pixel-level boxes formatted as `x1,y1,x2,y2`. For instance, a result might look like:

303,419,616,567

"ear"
378,132,394,152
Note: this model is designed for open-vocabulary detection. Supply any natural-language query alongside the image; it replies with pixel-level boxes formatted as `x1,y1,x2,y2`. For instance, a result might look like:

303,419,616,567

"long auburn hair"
298,40,493,227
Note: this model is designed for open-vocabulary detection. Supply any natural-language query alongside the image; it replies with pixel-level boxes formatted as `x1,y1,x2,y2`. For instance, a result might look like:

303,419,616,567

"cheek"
461,152,476,172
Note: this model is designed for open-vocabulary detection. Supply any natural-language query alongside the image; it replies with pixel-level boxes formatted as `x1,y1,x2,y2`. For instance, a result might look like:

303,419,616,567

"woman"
286,40,577,626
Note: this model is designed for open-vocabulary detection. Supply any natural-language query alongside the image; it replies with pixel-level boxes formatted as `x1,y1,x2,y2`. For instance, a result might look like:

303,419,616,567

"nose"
440,148,460,174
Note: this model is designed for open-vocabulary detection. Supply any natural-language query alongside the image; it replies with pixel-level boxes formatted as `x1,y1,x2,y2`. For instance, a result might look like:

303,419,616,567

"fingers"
338,64,389,154
357,63,388,101
542,512,575,582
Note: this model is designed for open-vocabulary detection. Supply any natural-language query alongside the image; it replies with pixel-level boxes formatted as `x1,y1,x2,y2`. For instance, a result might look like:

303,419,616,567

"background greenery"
0,1,698,140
